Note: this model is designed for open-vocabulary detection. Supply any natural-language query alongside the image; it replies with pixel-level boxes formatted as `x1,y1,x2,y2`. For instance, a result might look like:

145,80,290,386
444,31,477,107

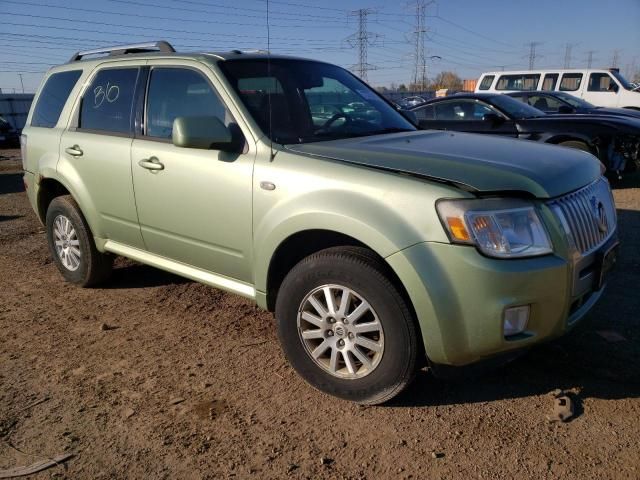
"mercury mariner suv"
21,41,618,404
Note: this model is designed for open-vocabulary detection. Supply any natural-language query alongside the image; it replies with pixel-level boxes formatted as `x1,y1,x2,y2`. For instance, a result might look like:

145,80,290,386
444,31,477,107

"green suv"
22,41,618,404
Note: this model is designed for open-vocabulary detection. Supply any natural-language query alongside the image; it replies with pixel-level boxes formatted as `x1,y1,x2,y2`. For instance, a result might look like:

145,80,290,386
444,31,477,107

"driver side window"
146,68,232,139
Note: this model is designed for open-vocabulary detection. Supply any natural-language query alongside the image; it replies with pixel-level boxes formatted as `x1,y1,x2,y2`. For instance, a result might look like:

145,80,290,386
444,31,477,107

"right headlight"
436,198,553,259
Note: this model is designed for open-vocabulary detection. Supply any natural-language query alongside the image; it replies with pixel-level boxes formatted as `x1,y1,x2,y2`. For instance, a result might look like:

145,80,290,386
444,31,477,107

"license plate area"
595,239,619,290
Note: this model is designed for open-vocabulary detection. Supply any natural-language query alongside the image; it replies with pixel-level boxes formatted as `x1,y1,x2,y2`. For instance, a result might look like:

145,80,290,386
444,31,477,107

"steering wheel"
321,112,352,130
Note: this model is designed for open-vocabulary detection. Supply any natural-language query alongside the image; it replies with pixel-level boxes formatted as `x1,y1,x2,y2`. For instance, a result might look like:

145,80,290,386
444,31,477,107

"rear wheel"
45,195,113,287
275,247,420,404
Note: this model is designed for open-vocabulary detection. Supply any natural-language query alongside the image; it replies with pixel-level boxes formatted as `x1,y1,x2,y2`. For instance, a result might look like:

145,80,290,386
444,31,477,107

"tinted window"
432,100,494,120
80,68,138,134
541,73,558,91
31,70,82,128
146,68,228,139
413,104,435,120
496,74,540,91
588,73,617,92
527,95,564,112
559,73,582,91
479,75,494,90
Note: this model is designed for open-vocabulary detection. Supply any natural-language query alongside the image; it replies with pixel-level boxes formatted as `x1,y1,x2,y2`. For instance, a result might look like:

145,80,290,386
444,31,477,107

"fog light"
503,305,530,337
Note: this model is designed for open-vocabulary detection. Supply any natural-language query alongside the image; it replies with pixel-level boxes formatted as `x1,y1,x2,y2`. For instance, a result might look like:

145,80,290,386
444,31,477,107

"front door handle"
138,157,164,171
65,145,83,157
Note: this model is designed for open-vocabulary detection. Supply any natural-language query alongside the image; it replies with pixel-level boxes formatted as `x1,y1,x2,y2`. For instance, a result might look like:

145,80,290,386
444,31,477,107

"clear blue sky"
1,0,639,93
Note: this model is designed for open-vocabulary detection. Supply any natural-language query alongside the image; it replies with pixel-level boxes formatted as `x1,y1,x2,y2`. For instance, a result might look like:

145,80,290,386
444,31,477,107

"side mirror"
172,116,233,150
482,113,504,124
398,108,418,125
558,105,575,114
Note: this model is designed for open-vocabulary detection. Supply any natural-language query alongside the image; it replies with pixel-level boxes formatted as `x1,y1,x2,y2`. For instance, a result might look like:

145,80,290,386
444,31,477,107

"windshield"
610,70,635,91
488,94,544,119
552,91,595,109
219,59,415,144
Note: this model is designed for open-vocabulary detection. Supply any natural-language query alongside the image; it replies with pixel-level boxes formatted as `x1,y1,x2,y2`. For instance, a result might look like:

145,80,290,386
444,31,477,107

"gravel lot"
1,147,639,479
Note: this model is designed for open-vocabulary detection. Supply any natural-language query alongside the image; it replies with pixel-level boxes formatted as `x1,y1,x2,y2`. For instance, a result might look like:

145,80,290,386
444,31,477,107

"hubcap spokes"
297,284,384,379
53,215,81,271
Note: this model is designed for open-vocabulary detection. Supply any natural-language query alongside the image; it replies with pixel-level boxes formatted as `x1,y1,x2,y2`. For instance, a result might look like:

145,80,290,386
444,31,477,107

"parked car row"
0,115,20,147
409,92,640,177
475,68,640,109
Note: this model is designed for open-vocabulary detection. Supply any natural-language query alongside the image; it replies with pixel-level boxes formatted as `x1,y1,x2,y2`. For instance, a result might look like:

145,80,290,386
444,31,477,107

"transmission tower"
586,50,596,69
408,1,431,90
526,42,542,70
345,9,380,82
611,49,621,68
563,43,577,68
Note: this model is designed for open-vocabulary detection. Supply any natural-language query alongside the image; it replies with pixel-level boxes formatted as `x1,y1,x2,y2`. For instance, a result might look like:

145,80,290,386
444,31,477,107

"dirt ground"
0,147,638,479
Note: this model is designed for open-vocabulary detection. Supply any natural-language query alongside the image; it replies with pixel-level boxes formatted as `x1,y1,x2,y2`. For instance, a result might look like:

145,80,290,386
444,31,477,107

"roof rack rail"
69,41,175,62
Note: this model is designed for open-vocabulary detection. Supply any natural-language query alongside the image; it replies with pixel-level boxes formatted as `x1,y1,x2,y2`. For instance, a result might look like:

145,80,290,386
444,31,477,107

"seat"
533,98,549,110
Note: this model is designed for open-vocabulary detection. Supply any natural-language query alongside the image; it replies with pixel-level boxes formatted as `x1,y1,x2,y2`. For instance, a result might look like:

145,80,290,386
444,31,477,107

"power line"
345,9,381,81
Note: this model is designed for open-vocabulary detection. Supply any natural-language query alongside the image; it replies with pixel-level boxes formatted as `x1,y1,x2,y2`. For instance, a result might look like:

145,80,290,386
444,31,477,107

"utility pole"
407,1,432,90
563,43,577,69
18,73,25,94
611,49,621,68
586,50,595,69
345,9,380,82
526,42,542,70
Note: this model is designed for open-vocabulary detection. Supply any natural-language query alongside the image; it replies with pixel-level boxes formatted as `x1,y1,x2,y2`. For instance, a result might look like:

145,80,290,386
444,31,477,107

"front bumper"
386,239,613,366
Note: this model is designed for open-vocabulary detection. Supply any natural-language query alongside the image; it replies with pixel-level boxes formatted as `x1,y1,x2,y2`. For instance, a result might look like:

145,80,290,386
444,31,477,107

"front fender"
253,189,427,294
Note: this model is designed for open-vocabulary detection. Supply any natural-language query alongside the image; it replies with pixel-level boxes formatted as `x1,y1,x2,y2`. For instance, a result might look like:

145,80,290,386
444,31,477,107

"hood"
592,107,640,120
285,131,601,199
542,112,640,130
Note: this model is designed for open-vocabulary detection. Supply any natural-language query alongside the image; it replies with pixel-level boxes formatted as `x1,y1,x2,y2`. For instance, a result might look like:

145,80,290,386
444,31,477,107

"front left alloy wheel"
276,246,421,405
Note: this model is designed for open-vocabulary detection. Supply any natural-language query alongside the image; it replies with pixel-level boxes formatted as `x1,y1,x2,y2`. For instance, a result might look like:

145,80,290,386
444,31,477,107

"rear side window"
145,68,229,139
541,73,559,91
80,68,139,134
31,70,82,128
496,74,540,91
559,73,583,91
478,75,494,90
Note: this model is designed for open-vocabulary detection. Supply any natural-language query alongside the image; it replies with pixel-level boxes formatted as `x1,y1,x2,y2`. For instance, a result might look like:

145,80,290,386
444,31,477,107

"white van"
475,69,640,110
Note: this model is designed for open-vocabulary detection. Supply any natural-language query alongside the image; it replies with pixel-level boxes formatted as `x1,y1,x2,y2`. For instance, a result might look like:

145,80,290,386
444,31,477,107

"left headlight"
436,198,553,259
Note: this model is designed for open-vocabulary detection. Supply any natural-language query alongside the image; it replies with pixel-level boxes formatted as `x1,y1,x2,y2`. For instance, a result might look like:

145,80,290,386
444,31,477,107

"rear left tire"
45,195,113,287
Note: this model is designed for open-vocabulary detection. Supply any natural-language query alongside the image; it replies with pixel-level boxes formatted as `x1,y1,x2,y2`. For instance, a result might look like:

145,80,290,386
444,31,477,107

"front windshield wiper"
361,127,415,136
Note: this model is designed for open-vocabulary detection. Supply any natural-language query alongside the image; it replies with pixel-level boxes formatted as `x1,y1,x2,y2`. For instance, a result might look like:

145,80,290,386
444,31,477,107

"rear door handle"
65,145,83,157
138,157,164,171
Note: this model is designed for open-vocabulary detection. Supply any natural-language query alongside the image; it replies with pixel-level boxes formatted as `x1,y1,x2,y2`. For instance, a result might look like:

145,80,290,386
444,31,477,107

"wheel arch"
36,174,102,239
263,229,416,316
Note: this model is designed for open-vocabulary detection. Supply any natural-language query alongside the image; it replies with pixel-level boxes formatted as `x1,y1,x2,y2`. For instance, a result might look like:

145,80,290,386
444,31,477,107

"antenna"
266,0,275,160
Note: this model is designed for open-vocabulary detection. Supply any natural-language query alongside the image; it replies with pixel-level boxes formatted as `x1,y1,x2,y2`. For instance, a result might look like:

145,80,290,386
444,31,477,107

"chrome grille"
548,177,617,255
